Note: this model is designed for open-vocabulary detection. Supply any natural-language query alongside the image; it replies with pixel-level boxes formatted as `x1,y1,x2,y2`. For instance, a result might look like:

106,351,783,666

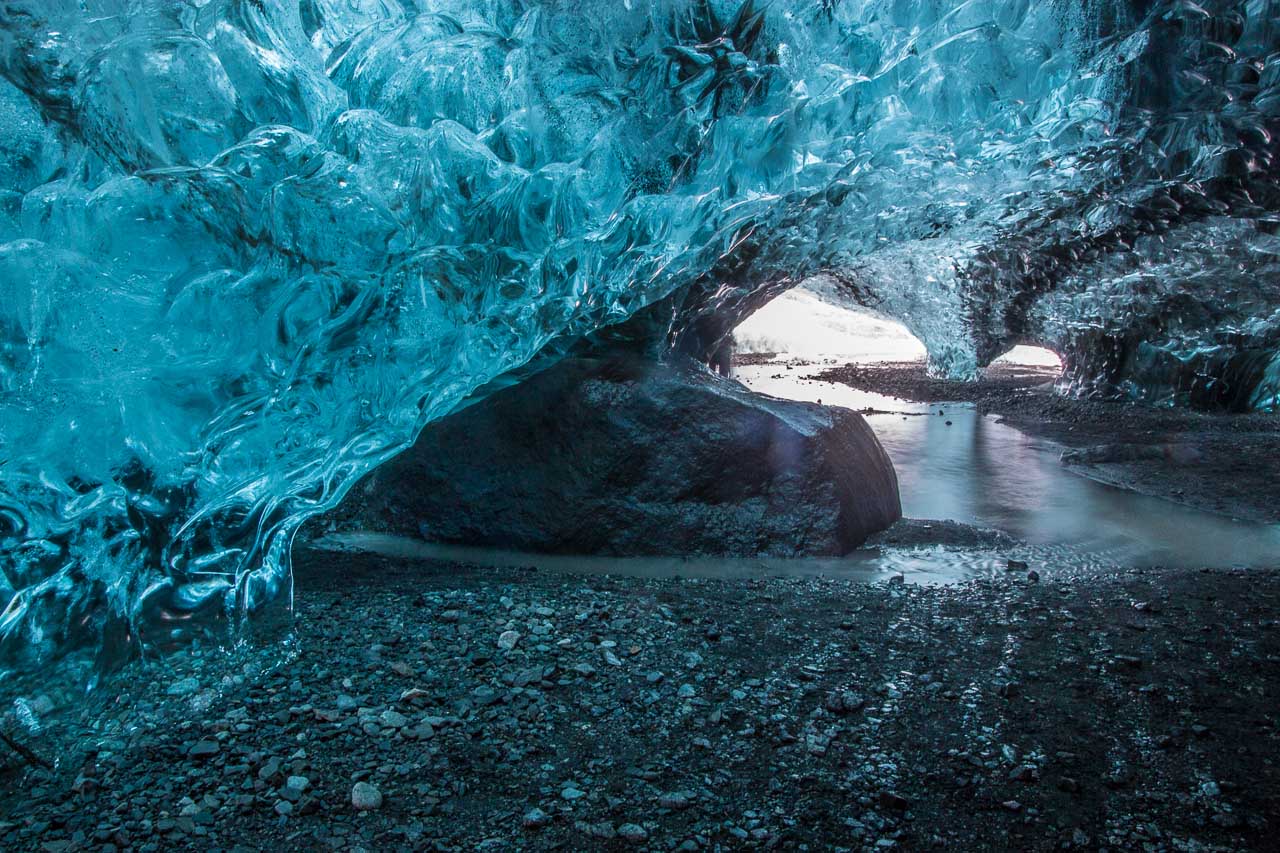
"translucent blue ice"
0,0,1276,675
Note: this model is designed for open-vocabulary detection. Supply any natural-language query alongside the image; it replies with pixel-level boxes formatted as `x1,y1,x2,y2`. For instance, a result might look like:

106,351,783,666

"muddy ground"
1,547,1278,852
808,360,1280,524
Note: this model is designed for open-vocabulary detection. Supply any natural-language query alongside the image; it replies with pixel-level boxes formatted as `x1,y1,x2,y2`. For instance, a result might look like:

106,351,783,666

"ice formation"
0,0,1277,676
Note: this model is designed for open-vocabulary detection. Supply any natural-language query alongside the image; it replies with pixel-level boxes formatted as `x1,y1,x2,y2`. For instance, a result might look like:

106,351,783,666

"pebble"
351,782,383,811
659,790,694,810
188,740,220,758
166,677,200,696
617,823,649,843
497,630,521,650
824,689,865,714
380,709,409,728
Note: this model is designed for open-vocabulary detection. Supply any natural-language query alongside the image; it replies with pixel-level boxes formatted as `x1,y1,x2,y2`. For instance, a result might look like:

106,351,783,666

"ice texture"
0,1,1277,675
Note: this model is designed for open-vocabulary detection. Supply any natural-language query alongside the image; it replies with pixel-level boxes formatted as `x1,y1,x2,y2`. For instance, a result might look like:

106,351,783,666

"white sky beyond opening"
733,289,1061,369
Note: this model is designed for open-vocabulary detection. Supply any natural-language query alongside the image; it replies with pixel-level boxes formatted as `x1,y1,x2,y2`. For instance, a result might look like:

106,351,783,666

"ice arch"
0,0,1277,678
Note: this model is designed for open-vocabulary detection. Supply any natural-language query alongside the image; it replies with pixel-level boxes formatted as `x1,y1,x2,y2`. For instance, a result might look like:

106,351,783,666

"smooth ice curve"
0,0,1277,676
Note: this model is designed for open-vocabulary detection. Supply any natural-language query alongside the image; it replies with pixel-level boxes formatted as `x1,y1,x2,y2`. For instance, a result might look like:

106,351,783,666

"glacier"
0,0,1277,679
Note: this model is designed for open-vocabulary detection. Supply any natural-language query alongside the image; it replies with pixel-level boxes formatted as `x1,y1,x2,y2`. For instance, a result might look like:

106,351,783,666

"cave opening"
731,288,926,364
730,286,1065,377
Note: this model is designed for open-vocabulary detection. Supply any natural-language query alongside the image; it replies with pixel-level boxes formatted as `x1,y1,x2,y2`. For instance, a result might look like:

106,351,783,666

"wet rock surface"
810,360,1280,523
1,551,1277,851
324,355,901,556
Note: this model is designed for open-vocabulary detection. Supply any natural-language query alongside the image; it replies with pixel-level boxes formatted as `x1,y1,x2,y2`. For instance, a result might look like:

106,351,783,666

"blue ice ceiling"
0,0,1277,675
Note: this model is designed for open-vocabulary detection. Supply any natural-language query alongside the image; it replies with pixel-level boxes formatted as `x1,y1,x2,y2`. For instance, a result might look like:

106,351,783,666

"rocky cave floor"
807,360,1280,524
3,363,1280,852
1,546,1278,852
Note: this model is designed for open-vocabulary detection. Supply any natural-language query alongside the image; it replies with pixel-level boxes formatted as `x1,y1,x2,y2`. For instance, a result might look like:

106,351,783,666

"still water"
737,363,1280,571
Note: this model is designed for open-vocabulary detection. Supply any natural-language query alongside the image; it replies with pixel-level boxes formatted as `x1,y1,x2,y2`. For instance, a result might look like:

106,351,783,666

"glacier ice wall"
0,0,1277,676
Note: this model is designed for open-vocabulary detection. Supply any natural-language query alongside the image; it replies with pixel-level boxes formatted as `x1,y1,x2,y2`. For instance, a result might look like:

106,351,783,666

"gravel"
0,548,1276,851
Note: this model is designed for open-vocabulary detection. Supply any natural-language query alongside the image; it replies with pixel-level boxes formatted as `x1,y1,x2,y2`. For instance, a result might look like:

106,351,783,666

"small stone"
618,823,649,843
351,782,383,810
285,775,309,792
498,630,521,651
523,808,550,829
561,787,586,801
188,740,220,759
578,821,617,839
167,677,200,696
878,791,910,811
677,683,697,698
274,801,293,816
257,757,283,781
1001,800,1023,812
823,689,865,714
1027,570,1040,583
379,709,409,729
1006,559,1029,571
1010,764,1040,783
603,650,622,667
659,790,694,810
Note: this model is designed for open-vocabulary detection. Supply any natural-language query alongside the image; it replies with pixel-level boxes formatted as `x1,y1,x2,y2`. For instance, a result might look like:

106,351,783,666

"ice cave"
1,0,1279,848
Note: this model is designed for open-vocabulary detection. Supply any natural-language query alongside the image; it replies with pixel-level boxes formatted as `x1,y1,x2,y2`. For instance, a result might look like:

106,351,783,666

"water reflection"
737,364,1280,570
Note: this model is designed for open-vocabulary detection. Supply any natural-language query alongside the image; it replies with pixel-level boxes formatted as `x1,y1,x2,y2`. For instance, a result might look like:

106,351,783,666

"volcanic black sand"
808,360,1280,524
1,546,1278,852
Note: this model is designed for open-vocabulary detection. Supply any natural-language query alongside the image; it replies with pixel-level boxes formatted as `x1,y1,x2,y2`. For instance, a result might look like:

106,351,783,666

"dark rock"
187,741,220,759
878,791,911,811
1009,764,1040,783
823,689,866,714
324,355,900,556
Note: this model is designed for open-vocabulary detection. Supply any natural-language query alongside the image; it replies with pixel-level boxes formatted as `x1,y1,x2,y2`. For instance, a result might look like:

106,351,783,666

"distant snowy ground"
735,289,1060,368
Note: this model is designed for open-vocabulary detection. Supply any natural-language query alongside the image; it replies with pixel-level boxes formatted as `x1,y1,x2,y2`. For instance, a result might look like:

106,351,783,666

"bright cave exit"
732,288,1062,370
729,290,1280,572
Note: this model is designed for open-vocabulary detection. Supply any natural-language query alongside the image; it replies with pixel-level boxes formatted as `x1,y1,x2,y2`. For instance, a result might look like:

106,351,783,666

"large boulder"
322,355,901,556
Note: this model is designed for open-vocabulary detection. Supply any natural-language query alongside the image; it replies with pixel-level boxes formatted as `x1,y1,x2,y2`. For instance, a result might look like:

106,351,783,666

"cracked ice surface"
0,0,1277,674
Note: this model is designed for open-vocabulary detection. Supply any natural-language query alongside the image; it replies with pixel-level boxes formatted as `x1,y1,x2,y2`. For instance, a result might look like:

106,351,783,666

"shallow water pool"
736,363,1280,571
